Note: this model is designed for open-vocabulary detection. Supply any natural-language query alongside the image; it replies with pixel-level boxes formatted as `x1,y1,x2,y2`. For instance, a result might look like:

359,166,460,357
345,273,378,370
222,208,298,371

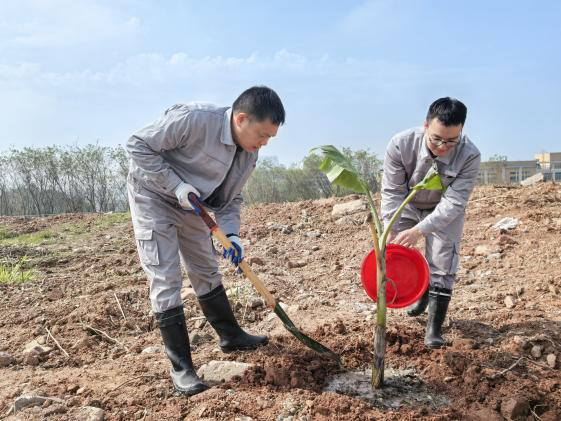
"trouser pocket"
135,226,160,266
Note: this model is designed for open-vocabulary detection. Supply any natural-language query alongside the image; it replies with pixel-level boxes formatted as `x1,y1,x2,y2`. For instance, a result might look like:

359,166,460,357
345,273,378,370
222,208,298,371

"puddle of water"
323,368,450,410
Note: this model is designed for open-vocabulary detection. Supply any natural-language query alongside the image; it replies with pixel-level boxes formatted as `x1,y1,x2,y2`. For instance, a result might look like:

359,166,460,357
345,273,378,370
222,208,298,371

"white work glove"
223,234,244,266
174,182,200,210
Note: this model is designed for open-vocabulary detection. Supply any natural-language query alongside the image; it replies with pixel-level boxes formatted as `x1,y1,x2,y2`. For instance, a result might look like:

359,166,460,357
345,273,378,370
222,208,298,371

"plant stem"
380,189,419,253
365,187,382,238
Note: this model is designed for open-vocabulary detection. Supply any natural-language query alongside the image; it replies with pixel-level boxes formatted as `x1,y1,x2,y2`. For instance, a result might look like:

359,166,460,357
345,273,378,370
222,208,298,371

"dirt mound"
0,183,560,420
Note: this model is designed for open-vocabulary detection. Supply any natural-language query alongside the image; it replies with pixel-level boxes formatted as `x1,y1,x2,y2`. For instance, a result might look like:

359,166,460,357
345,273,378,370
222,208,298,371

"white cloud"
0,1,140,48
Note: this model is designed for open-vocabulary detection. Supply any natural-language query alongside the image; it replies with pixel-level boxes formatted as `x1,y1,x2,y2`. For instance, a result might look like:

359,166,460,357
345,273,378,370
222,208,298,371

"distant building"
477,160,539,185
535,152,561,182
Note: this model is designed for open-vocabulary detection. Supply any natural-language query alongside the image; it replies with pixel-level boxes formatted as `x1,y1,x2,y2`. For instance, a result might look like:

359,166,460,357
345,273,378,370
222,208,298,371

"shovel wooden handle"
188,193,277,309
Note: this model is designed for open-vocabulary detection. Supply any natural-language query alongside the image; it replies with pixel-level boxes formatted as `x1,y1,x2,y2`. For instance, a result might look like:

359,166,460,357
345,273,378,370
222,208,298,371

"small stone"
24,352,40,366
331,199,366,217
311,245,320,251
549,285,559,295
248,256,265,266
546,353,557,368
305,231,321,238
195,319,207,329
444,376,454,382
80,406,105,421
504,296,515,309
287,260,307,269
23,339,53,356
0,351,15,367
281,226,293,234
500,397,528,419
530,345,543,359
37,336,46,345
141,346,162,354
250,298,264,309
197,360,254,383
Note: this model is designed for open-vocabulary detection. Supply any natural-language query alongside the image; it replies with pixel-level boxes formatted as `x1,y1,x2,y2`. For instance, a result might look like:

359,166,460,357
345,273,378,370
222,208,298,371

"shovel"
188,193,340,363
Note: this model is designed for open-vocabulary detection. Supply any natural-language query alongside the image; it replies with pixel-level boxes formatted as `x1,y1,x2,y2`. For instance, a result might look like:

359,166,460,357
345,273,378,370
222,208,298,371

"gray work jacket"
127,104,257,235
381,126,481,235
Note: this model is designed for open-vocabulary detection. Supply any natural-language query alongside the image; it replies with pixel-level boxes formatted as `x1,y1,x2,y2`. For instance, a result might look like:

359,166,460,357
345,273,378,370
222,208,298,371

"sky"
1,0,560,166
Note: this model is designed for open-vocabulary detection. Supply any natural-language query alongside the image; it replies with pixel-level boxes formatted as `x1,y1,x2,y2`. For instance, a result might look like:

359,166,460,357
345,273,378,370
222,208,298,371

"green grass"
0,212,131,246
0,259,35,284
0,229,58,246
0,227,18,240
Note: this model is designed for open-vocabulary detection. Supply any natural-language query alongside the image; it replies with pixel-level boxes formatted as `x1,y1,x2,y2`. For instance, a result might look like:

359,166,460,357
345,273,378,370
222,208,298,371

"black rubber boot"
406,289,429,317
155,306,209,395
198,285,268,352
424,286,452,349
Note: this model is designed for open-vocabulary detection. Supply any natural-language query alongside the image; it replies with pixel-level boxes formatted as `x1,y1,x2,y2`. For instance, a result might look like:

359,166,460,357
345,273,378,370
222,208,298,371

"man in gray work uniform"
127,86,285,395
381,97,481,348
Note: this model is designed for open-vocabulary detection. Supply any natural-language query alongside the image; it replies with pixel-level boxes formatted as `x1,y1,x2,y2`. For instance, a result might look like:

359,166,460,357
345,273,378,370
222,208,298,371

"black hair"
426,97,467,126
232,86,285,125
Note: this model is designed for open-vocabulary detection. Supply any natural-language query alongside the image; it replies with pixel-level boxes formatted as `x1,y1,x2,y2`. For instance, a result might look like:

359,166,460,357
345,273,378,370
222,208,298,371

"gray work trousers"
393,204,463,290
127,181,222,313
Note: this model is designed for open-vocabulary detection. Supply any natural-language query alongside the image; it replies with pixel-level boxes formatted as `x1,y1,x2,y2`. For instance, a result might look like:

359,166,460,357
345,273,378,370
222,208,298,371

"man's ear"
234,112,249,127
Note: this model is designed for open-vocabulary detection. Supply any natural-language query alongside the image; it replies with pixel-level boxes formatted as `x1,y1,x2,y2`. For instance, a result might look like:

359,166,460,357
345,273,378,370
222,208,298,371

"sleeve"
126,107,192,193
381,137,409,229
215,193,243,236
416,151,481,235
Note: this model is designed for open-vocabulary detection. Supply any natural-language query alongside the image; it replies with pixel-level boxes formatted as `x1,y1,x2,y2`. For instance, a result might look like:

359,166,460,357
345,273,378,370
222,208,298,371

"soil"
0,182,560,420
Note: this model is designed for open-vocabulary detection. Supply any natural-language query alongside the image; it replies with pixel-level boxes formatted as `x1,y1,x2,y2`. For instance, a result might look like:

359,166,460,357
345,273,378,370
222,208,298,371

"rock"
475,244,500,256
181,287,196,300
493,217,519,231
304,231,321,238
546,353,557,368
287,260,307,269
500,397,528,419
334,216,353,225
281,226,293,234
266,246,279,255
79,406,105,421
504,296,515,309
248,256,265,266
531,345,543,358
549,285,559,295
0,351,15,367
72,336,92,351
520,172,544,186
14,395,63,412
197,360,254,383
331,199,366,217
23,339,53,356
141,346,162,354
250,298,264,309
24,352,41,366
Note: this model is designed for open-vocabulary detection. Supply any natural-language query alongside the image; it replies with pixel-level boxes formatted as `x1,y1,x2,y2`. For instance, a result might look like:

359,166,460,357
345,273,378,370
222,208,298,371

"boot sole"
173,383,209,396
220,340,269,353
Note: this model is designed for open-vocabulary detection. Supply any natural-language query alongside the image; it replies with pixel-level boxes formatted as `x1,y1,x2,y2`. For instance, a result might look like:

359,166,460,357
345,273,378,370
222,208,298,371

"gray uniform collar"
221,108,235,146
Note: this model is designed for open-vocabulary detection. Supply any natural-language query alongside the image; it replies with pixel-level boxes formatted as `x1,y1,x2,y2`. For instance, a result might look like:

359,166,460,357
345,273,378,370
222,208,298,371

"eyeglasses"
427,133,461,148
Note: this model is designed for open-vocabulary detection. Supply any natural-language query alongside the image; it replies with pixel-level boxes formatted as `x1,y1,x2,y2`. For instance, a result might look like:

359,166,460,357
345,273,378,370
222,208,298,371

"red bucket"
361,244,430,309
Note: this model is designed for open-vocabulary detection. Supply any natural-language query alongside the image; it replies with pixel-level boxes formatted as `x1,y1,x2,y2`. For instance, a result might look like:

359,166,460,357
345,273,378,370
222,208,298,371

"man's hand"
393,226,424,249
223,235,244,266
174,182,200,210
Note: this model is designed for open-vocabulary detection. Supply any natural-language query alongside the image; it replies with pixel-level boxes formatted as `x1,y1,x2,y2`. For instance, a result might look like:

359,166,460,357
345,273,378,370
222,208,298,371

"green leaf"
312,145,367,193
413,163,445,191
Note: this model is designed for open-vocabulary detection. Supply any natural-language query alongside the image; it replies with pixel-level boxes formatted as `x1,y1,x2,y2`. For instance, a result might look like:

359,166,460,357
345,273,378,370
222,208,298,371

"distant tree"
489,154,508,162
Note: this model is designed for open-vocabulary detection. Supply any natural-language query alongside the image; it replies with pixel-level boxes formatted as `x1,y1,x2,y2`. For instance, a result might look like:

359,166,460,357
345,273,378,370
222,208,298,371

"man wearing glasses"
381,97,481,348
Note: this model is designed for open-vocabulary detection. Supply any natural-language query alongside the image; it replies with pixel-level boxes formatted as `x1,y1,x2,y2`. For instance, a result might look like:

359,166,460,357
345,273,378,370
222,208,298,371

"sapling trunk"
313,145,441,389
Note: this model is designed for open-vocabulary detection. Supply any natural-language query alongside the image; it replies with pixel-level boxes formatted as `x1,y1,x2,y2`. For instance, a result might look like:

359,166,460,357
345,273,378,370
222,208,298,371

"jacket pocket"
134,227,160,266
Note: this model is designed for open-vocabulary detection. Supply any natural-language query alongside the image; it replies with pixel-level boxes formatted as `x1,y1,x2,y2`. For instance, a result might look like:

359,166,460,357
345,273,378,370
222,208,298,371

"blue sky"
1,0,560,165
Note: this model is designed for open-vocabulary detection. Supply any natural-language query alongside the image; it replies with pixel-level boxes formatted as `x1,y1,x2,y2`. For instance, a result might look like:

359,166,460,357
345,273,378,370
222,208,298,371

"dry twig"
110,374,156,392
114,292,127,321
45,326,70,359
488,357,524,380
81,322,129,352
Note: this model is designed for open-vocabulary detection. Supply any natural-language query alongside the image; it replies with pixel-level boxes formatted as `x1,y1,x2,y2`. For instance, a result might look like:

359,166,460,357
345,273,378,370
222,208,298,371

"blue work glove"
223,234,244,266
